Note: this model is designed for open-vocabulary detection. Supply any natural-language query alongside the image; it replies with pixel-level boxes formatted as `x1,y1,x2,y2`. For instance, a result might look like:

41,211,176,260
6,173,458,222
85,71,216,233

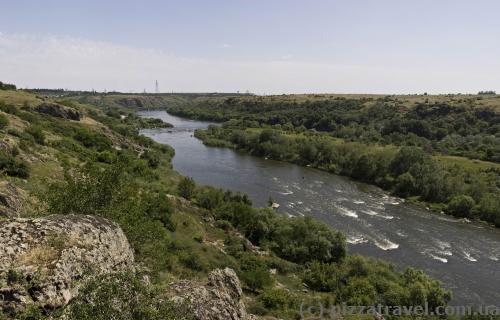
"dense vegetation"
0,82,16,91
0,89,453,319
169,95,500,226
170,95,500,163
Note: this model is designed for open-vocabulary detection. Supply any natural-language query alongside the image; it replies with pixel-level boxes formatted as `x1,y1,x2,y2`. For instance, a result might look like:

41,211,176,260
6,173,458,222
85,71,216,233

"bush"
61,272,193,320
302,261,339,292
143,192,175,231
238,253,273,291
446,195,476,218
269,216,346,264
73,128,112,151
25,125,45,145
0,102,19,115
0,113,9,129
178,176,196,200
197,188,224,210
259,288,297,311
0,151,30,178
141,149,161,168
45,162,125,216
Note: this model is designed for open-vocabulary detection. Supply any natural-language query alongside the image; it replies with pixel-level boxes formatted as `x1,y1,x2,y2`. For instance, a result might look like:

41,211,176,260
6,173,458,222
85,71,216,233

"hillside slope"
0,87,451,319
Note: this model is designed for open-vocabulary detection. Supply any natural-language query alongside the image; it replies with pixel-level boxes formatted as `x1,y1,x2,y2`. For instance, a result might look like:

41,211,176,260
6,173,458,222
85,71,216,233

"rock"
35,103,81,121
0,182,23,218
168,268,256,320
0,214,134,314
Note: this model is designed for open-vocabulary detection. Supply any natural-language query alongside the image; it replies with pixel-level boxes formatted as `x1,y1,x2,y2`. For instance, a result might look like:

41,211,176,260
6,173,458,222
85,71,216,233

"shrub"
238,253,273,291
60,272,193,320
269,216,346,264
0,113,9,129
25,125,45,145
197,188,224,210
0,102,19,115
178,176,196,200
0,151,30,178
141,149,161,168
302,261,339,292
143,192,175,231
73,128,112,151
446,195,476,218
259,288,297,311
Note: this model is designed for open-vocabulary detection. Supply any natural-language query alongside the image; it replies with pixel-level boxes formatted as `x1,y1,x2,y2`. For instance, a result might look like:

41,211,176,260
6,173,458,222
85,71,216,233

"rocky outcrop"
0,214,134,314
168,268,255,320
35,103,81,121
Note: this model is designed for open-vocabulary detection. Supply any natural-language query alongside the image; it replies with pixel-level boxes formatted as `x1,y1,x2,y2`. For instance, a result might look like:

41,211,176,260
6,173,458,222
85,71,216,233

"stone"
0,214,134,314
167,268,256,320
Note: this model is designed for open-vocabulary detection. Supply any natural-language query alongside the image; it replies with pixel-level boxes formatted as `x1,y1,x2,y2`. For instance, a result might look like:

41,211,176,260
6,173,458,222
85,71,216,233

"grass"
435,155,500,171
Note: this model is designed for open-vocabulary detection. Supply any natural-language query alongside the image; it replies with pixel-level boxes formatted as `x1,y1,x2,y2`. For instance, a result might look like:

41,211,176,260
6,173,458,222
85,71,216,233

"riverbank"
139,110,500,306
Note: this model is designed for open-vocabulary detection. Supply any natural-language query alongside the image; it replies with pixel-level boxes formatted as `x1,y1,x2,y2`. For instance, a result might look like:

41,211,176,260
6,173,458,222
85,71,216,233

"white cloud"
0,32,498,94
221,43,232,48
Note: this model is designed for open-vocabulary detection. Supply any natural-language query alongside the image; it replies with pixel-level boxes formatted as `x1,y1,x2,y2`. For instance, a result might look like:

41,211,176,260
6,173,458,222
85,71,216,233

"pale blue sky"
1,0,500,93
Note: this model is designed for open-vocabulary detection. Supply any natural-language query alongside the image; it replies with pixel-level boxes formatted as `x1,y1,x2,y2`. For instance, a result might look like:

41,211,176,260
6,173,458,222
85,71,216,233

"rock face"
35,103,81,121
0,214,134,314
168,268,255,320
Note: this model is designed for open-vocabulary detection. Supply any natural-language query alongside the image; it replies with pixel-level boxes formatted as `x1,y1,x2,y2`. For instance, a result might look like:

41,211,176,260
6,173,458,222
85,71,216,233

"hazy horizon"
1,0,500,94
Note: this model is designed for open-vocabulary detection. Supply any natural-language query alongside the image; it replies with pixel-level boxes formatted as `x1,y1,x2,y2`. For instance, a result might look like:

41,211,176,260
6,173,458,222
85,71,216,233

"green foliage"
60,272,192,320
0,150,30,178
200,186,346,265
25,125,46,145
301,256,452,311
446,195,476,218
0,81,16,90
44,159,128,216
194,125,500,226
178,176,196,199
259,288,297,311
238,253,273,291
0,113,9,129
197,188,224,210
141,149,162,168
73,127,112,151
142,192,175,231
268,216,346,264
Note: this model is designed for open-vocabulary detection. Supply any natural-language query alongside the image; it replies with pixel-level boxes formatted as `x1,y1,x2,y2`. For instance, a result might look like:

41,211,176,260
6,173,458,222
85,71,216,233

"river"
140,110,500,306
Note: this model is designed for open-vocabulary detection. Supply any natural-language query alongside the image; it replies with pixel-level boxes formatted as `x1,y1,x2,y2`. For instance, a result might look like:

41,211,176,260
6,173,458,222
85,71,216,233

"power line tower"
155,80,159,94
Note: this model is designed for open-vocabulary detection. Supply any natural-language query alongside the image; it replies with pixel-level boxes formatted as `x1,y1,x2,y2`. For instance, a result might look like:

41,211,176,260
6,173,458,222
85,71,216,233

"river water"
140,110,500,306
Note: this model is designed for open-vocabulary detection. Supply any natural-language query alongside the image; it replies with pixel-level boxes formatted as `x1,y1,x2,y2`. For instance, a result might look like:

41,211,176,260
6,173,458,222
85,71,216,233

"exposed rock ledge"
35,103,81,121
168,268,256,320
0,214,134,314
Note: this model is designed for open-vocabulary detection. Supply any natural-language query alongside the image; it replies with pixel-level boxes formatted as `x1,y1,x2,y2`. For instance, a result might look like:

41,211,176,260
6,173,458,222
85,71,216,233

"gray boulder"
168,268,256,320
0,214,134,314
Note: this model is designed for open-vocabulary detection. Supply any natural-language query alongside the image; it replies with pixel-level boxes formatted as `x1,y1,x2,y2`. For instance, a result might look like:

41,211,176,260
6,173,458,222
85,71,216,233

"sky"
1,0,500,94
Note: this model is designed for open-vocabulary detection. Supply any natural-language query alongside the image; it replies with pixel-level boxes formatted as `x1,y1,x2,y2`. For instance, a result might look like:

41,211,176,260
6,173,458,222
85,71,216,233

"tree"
178,176,196,200
394,172,416,197
270,216,346,264
390,146,430,177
